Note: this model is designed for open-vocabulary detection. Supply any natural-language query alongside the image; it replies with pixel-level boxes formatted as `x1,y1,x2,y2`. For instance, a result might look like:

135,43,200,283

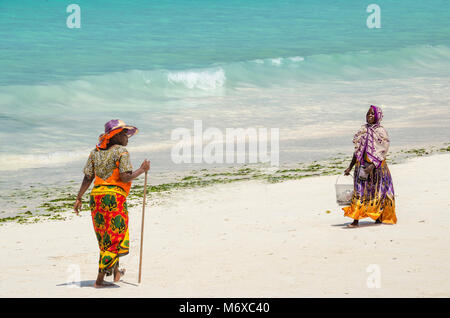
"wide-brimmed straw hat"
96,119,138,149
103,119,138,137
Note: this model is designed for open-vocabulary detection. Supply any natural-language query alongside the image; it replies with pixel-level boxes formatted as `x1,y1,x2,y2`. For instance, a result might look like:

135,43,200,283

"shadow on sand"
57,279,139,288
56,280,120,288
331,221,383,229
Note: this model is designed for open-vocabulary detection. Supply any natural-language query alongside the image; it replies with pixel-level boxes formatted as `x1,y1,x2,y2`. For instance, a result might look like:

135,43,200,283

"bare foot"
347,220,359,228
94,272,107,288
94,281,115,288
114,268,126,282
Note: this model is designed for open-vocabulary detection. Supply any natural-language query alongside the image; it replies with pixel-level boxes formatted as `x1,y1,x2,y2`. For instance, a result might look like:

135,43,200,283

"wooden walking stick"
138,170,148,284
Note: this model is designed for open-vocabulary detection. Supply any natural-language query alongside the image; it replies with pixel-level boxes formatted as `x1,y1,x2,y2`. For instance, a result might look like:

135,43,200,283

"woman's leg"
347,219,359,227
91,195,108,288
94,272,107,288
114,265,126,282
113,194,129,282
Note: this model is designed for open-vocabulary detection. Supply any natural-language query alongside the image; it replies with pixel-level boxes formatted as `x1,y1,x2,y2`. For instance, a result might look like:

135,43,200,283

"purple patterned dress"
342,106,397,224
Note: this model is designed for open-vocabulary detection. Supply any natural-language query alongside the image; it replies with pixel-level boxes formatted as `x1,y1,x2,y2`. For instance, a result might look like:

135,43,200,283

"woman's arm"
74,174,95,214
344,154,357,175
119,159,150,183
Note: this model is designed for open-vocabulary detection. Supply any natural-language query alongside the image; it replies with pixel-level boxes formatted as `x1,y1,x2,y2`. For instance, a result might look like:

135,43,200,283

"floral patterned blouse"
83,145,133,180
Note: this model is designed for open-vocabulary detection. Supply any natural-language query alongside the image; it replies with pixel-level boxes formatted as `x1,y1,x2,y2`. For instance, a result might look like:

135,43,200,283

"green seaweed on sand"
49,195,76,202
306,163,324,171
0,215,23,223
3,142,448,225
129,176,255,198
202,172,235,177
237,167,253,175
202,167,254,178
266,173,320,183
404,148,429,156
181,175,198,181
38,201,75,213
48,214,66,221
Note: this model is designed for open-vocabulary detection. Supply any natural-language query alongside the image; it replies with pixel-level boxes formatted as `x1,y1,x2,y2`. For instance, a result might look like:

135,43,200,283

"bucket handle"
336,173,353,185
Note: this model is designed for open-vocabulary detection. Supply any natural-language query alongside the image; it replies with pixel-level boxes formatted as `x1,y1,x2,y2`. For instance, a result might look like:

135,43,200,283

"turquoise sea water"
0,0,449,189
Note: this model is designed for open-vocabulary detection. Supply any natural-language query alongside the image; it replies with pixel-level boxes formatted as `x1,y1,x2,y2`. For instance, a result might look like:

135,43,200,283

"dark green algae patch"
1,143,449,225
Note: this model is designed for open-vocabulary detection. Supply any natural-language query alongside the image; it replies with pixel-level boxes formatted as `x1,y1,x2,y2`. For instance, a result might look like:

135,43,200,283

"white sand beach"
0,153,449,298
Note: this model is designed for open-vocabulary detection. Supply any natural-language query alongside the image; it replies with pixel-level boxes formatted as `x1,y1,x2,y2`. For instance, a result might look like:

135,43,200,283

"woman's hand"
74,174,94,215
344,167,352,176
364,163,375,175
74,198,82,215
120,159,151,182
140,159,150,172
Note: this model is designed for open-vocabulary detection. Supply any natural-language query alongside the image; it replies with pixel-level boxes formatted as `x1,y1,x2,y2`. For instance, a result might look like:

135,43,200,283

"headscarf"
353,105,390,168
96,127,125,150
96,119,138,150
371,104,383,124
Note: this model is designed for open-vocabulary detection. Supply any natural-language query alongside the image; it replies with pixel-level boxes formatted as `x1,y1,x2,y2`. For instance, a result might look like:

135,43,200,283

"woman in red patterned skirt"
74,119,150,288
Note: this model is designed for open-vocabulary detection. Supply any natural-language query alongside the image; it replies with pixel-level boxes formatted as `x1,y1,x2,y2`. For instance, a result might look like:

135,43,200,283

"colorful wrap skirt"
342,160,397,224
89,185,130,275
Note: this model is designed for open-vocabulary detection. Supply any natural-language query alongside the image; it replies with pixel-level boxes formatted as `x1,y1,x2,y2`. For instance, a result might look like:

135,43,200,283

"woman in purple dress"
343,105,397,227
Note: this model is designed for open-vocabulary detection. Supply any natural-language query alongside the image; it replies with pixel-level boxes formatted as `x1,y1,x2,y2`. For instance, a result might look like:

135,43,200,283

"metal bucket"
335,174,354,206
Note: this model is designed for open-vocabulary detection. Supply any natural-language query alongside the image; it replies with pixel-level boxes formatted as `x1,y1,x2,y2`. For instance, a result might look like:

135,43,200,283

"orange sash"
94,160,132,196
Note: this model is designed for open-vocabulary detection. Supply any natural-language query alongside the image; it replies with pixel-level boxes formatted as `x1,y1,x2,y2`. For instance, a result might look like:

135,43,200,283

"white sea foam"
288,56,305,62
0,150,91,171
1,45,449,173
1,45,447,112
167,68,226,90
270,58,283,66
252,59,265,64
0,142,176,171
